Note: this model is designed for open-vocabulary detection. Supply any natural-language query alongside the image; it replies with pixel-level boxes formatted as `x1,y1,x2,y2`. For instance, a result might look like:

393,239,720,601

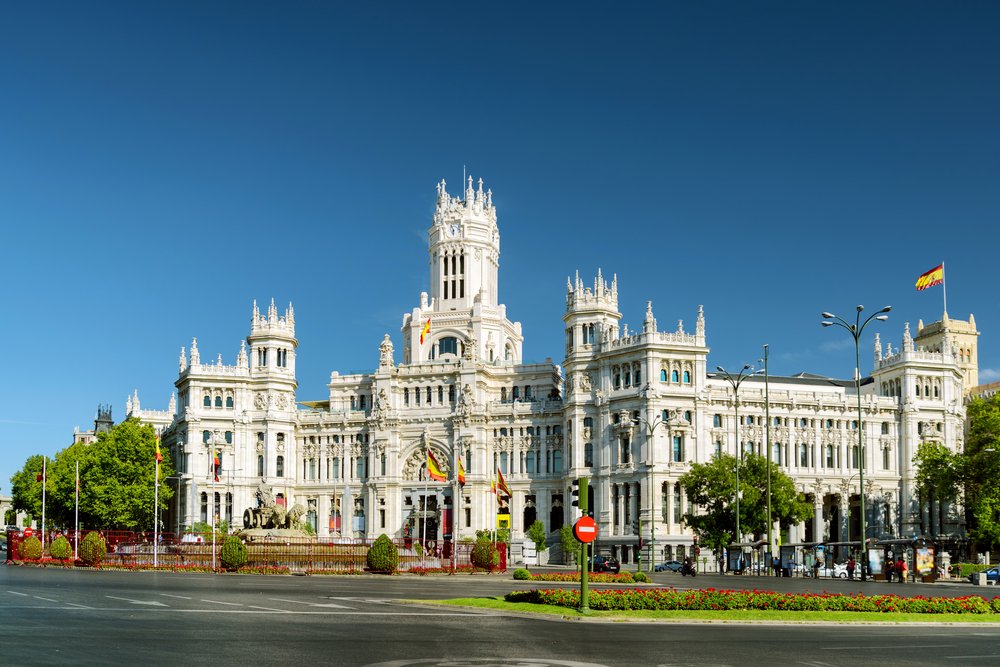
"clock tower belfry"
428,176,499,308
402,176,523,365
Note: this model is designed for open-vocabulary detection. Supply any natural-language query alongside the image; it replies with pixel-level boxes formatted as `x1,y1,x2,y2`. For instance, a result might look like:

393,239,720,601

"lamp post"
631,412,666,572
762,344,772,558
821,304,891,582
716,363,755,569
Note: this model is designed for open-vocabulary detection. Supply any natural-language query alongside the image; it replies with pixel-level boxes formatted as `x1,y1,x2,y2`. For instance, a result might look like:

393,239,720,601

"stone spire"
268,298,278,323
696,305,705,338
252,299,260,324
874,333,882,365
179,346,187,373
643,301,657,333
132,389,140,413
126,393,133,415
903,322,913,352
237,340,248,368
168,392,176,415
190,338,200,365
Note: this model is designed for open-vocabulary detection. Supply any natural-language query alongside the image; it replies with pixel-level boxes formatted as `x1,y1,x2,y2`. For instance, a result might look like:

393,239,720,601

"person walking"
896,557,907,583
885,558,895,583
847,556,856,581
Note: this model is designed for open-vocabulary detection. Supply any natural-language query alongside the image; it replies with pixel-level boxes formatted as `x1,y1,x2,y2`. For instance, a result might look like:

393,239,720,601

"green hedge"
19,536,42,560
471,537,499,571
49,536,73,560
515,571,637,583
79,532,107,566
220,536,248,571
504,588,1000,614
366,534,400,574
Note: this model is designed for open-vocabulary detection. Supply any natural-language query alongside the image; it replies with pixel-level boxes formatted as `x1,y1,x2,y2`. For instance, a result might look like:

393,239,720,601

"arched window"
438,336,458,356
851,445,860,468
613,372,621,389
671,370,679,382
583,417,593,428
881,422,889,435
662,409,669,421
799,443,808,467
684,410,692,422
825,445,834,468
623,369,631,387
257,455,264,476
202,430,211,444
660,369,667,382
634,366,641,385
683,371,691,383
524,385,532,400
512,386,520,400
226,395,234,408
883,447,891,470
203,395,211,407
916,384,922,397
276,455,285,477
214,395,222,408
225,431,233,444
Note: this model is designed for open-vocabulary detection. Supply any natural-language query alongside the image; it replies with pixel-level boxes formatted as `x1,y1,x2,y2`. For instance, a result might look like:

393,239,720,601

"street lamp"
716,363,755,569
631,412,667,572
762,344,772,558
821,304,891,582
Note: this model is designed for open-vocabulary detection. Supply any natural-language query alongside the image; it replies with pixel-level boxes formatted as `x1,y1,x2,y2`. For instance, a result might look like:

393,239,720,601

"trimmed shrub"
471,536,500,571
220,535,248,571
19,536,42,560
49,536,73,560
633,571,649,583
513,568,531,580
78,531,107,566
366,534,399,574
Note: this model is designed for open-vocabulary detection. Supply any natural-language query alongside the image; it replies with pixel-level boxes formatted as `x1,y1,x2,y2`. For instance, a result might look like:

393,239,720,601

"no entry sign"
573,516,598,543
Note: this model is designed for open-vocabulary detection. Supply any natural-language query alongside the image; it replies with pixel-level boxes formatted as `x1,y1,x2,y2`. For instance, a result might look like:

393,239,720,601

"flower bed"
515,571,639,584
504,587,1000,614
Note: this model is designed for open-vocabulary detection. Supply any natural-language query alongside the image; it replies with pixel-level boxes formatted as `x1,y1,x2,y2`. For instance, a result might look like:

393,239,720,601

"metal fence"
4,529,507,573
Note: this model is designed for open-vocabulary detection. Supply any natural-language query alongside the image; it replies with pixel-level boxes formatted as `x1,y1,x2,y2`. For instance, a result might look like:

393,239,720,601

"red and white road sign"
573,516,598,543
23,527,33,537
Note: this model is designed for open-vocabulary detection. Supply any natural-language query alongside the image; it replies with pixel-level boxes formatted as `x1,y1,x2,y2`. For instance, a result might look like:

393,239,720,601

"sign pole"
578,477,590,613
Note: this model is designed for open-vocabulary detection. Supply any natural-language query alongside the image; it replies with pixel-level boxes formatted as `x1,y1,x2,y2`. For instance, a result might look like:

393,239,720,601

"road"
2,566,999,666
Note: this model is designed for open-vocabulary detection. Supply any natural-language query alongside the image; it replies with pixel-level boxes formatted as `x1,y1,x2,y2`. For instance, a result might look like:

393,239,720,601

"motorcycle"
681,561,697,577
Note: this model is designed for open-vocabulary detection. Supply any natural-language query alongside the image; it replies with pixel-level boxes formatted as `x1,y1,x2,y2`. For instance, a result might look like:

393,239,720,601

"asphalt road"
2,566,999,666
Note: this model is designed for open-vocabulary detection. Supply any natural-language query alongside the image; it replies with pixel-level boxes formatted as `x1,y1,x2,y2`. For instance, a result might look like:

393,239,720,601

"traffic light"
571,479,580,507
571,477,589,514
631,518,639,534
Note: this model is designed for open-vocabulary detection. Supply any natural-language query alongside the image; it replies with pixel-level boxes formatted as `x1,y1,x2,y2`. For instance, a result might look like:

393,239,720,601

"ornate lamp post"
821,305,891,582
631,413,666,572
716,363,754,570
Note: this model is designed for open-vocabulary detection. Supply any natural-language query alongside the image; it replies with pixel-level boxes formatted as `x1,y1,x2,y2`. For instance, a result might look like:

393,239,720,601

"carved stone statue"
242,482,307,531
379,334,394,368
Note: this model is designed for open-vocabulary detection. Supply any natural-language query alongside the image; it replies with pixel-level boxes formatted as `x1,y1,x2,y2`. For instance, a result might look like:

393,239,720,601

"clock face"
449,224,460,237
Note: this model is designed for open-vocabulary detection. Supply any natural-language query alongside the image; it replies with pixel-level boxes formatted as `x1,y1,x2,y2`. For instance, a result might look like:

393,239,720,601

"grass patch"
428,597,1000,623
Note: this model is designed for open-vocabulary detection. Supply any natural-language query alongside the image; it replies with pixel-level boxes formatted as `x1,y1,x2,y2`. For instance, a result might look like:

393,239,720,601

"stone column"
813,494,825,542
839,494,850,542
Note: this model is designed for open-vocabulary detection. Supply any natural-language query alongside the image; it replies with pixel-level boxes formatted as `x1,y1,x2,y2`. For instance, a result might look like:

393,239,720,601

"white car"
814,563,849,578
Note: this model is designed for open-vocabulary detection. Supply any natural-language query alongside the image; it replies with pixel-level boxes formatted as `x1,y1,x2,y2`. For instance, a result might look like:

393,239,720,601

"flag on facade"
457,454,466,486
915,264,944,291
213,449,221,482
419,318,431,344
155,437,163,463
490,479,497,494
426,449,447,482
497,468,512,497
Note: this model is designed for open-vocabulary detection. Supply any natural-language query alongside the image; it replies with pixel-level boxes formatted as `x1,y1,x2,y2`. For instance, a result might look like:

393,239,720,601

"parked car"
655,560,683,572
968,567,999,584
589,554,621,574
813,563,849,578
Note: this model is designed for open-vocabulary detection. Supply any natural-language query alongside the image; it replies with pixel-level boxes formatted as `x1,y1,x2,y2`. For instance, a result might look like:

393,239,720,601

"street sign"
23,527,33,537
573,516,597,543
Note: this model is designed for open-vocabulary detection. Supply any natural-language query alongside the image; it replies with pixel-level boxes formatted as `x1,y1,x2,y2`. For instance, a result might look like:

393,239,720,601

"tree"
913,441,961,536
559,524,578,565
9,418,174,531
679,453,811,553
526,520,547,551
963,394,1000,552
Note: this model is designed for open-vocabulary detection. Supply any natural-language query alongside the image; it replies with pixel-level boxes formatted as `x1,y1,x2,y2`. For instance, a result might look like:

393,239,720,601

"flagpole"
74,460,79,560
41,456,47,553
942,262,948,315
421,448,428,569
154,456,160,568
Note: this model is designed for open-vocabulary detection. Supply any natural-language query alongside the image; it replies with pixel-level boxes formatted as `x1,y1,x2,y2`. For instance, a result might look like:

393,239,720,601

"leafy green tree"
913,441,961,535
559,524,578,565
9,418,174,531
526,520,547,551
963,394,1000,552
680,453,811,553
219,535,248,571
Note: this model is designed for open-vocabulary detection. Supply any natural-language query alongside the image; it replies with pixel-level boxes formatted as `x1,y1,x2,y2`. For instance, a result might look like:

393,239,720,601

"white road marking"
33,596,59,602
106,595,167,606
8,591,28,596
65,602,92,609
159,593,192,600
202,599,242,606
268,597,354,609
944,656,1000,660
822,644,954,650
248,605,291,612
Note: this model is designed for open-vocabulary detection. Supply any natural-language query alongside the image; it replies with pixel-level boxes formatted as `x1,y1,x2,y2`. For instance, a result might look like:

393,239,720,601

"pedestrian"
896,557,907,583
847,556,856,580
773,556,781,577
813,559,821,579
885,558,895,582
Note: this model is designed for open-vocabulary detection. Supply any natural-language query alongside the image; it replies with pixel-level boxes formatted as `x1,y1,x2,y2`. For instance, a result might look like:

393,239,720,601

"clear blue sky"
2,2,997,491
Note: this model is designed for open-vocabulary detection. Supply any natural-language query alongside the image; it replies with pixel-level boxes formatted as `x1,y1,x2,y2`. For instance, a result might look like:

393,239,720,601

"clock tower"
401,176,523,364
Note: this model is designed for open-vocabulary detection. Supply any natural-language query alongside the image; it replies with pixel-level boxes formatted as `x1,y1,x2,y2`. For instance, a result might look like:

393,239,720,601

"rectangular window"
672,436,683,462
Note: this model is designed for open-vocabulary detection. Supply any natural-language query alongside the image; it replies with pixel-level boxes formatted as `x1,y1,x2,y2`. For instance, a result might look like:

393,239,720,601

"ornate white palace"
126,176,979,564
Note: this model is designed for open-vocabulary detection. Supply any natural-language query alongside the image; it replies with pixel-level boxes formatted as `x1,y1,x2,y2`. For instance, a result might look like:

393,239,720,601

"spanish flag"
915,264,944,291
497,468,512,497
426,450,447,482
213,449,221,482
457,454,466,486
419,318,431,344
155,436,163,463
